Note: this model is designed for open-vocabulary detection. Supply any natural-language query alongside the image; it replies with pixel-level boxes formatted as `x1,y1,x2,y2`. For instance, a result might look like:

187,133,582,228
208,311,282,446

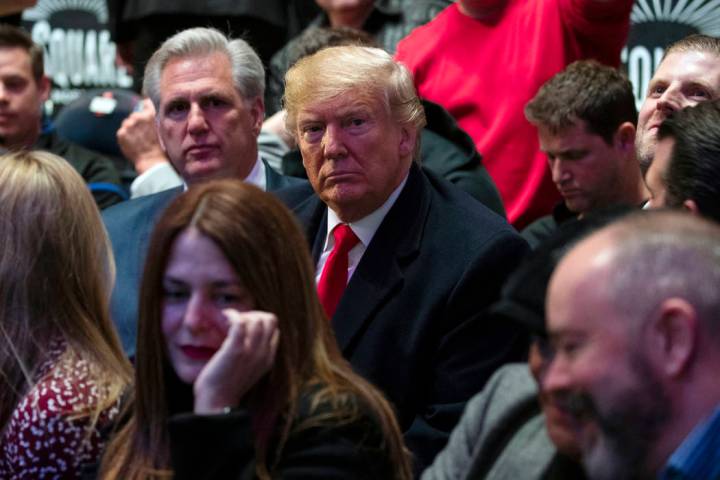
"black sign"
21,0,132,112
623,0,720,109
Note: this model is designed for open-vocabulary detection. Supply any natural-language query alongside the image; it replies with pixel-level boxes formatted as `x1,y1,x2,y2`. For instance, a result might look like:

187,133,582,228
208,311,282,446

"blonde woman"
0,151,131,477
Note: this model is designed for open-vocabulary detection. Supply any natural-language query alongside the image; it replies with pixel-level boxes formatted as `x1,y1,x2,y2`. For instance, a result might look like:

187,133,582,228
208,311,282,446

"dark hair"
490,206,633,337
525,60,637,144
656,100,720,223
286,26,377,69
101,180,411,479
0,24,44,81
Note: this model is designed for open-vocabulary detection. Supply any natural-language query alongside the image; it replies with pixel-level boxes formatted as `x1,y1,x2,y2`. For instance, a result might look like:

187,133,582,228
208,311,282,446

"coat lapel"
333,165,431,352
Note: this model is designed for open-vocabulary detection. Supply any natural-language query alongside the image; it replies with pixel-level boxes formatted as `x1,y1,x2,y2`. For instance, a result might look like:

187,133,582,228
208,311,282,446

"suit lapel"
289,192,328,263
264,159,283,191
333,165,431,352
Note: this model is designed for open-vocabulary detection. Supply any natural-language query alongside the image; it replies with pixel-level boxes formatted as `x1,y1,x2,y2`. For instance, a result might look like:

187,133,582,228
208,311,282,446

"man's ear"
683,198,700,216
38,75,51,103
155,117,167,153
647,297,697,378
398,125,417,159
249,96,264,137
615,122,636,152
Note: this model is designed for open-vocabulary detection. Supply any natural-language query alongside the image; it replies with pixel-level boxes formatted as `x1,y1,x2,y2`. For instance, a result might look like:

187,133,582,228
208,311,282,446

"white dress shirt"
130,155,267,197
315,174,409,284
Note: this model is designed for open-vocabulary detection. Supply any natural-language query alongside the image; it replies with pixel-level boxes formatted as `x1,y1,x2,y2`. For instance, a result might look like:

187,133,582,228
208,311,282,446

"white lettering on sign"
31,20,132,90
622,45,665,111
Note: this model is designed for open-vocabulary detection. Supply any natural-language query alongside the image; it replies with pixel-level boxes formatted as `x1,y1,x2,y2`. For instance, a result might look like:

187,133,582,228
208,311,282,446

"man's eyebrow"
686,80,716,93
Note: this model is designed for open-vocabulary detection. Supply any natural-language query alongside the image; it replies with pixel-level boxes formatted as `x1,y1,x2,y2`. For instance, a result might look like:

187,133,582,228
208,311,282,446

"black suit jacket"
276,164,529,471
169,388,395,479
103,162,302,356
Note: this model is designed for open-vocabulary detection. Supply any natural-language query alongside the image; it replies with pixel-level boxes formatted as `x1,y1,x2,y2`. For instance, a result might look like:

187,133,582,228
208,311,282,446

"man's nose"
541,354,574,395
656,86,682,115
187,104,209,134
183,293,212,331
550,159,571,185
322,124,347,159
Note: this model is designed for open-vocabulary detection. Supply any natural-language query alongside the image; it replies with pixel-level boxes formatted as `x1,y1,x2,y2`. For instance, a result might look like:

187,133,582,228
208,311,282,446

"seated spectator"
545,210,720,479
522,60,647,248
635,34,720,174
0,151,131,477
104,27,302,356
279,44,528,470
267,25,506,215
0,24,125,209
645,100,720,223
99,180,411,479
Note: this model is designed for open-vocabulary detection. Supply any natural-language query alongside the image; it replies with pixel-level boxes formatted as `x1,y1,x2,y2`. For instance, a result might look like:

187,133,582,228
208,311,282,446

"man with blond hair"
636,34,720,173
278,45,529,470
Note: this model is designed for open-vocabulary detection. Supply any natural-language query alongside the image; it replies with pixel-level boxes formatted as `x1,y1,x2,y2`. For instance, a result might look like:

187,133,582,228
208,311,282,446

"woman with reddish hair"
100,179,411,479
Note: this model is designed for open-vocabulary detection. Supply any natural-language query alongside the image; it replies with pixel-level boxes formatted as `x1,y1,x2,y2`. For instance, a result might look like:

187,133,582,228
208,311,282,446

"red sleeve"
558,0,634,65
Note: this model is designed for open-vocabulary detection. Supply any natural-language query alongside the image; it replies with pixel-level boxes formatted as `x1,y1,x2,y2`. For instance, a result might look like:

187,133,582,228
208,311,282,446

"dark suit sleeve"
405,230,530,471
169,408,393,480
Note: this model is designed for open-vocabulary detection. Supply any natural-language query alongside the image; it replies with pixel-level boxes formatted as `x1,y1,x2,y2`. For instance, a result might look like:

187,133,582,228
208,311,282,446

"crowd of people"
1,0,720,478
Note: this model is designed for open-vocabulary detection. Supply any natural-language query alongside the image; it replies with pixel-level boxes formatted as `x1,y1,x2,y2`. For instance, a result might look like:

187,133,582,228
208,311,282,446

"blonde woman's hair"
0,150,131,430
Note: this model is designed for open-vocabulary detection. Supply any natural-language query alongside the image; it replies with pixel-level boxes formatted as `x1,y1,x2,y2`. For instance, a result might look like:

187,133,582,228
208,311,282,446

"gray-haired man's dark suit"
103,161,301,356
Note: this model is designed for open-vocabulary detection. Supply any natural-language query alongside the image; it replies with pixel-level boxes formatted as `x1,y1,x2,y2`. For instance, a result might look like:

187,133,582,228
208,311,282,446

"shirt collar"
244,155,267,191
325,173,409,249
661,405,720,480
182,155,266,192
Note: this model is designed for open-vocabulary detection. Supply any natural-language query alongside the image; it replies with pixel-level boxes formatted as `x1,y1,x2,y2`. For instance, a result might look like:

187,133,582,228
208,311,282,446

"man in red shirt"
395,0,632,228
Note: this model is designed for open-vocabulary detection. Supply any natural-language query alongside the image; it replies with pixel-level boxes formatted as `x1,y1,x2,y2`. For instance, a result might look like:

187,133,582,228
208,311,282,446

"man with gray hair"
544,210,720,479
103,27,300,355
278,45,529,470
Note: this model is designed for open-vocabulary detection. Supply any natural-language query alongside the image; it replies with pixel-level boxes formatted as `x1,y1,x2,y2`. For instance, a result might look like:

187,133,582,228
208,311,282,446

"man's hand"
193,310,280,414
117,98,168,174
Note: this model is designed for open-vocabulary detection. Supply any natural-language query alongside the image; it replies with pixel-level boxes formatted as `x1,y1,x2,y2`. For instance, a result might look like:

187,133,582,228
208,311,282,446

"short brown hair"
525,60,637,144
0,24,44,81
664,34,720,60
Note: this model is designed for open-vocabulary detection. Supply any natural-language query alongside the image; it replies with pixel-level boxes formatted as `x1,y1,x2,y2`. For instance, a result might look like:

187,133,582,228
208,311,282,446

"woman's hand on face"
193,309,280,414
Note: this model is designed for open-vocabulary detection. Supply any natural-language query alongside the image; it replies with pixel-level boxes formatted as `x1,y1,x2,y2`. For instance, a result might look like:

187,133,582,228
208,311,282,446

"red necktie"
318,224,360,318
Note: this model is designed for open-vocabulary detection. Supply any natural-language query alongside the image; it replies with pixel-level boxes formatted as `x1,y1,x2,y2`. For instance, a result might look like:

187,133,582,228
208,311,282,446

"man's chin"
183,162,225,184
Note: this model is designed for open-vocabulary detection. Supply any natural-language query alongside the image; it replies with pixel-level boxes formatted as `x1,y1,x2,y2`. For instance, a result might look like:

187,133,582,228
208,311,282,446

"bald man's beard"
565,353,671,480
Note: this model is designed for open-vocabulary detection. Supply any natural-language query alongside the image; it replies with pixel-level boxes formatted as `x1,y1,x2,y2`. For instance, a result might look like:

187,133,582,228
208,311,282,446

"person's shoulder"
273,181,317,209
485,363,538,398
41,132,116,172
422,167,518,237
396,2,456,48
1,353,121,477
292,383,385,441
103,186,181,228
